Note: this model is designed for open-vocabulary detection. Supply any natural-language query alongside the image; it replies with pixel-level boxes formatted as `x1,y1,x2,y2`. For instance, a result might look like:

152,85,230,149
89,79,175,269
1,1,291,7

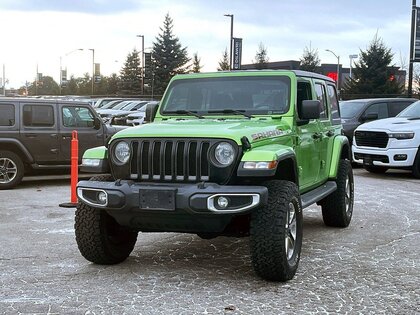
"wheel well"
340,144,350,160
274,158,298,184
0,143,30,164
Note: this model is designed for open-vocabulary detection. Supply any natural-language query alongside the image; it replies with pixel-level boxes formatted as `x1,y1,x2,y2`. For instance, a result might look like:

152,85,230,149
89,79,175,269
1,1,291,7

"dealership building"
241,60,406,93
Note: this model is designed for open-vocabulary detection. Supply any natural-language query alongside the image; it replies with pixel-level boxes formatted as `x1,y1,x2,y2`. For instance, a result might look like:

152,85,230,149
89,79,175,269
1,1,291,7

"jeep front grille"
355,131,389,148
129,139,211,182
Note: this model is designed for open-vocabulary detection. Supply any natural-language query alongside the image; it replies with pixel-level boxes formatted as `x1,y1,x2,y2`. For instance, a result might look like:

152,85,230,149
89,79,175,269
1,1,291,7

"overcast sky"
0,0,412,88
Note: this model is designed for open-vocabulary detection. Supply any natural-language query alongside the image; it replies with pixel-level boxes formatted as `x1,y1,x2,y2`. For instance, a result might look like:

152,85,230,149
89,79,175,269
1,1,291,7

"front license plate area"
363,157,373,165
139,187,177,210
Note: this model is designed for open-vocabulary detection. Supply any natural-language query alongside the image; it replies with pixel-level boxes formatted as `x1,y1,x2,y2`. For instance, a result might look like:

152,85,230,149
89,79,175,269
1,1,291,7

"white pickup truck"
352,100,420,178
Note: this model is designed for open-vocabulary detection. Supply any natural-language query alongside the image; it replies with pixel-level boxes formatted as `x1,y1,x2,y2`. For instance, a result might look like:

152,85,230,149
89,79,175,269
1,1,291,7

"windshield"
161,76,291,116
397,100,420,118
339,101,367,119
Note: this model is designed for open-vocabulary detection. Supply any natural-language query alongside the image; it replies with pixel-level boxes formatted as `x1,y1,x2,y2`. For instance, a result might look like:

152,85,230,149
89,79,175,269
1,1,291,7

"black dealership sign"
233,38,242,70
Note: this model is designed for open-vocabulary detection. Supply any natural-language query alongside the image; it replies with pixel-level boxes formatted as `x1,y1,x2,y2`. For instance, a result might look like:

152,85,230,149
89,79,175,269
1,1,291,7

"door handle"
62,135,71,139
325,130,334,137
25,133,37,138
50,133,57,138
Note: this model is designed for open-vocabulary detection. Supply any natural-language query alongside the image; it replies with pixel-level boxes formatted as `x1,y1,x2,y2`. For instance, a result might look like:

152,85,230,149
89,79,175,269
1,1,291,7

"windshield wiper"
163,110,205,119
208,109,254,119
407,116,420,120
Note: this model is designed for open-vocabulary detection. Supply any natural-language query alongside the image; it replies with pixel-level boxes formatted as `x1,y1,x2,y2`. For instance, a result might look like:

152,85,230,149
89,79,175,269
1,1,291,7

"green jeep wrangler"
75,70,354,282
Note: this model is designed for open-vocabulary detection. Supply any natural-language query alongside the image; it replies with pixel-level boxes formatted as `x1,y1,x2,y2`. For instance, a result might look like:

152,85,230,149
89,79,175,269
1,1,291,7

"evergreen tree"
65,76,79,95
343,35,404,97
254,42,269,70
192,53,203,73
151,14,190,95
78,73,92,96
119,49,142,95
299,45,320,73
217,48,230,71
107,73,120,95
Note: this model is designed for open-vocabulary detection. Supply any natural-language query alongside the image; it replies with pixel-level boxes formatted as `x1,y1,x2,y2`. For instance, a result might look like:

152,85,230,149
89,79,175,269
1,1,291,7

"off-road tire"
363,165,388,174
0,150,25,190
412,149,420,179
75,175,138,264
250,180,303,282
321,159,354,227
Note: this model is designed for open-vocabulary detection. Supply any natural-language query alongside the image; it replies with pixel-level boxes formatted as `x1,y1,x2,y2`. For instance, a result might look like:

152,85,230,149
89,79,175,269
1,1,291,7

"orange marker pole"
59,131,79,208
70,130,79,204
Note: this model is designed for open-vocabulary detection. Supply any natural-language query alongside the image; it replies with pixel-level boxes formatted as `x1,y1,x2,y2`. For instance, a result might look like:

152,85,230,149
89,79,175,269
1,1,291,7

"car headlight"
114,141,131,164
388,132,415,140
214,142,235,166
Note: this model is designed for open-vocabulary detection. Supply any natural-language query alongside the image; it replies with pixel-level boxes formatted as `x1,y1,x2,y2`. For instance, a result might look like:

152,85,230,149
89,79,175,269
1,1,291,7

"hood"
111,118,292,144
358,117,420,132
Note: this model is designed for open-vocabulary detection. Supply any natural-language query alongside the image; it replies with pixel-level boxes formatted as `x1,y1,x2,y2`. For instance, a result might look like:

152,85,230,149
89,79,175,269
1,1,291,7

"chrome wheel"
345,175,353,217
285,201,297,260
0,157,17,184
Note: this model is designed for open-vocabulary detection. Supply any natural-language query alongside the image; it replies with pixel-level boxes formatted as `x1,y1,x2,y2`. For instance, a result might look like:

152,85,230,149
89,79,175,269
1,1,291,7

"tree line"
19,14,408,99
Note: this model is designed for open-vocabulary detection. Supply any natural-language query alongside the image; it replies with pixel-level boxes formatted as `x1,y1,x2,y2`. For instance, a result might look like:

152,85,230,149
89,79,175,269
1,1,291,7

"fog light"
97,191,107,205
394,154,407,161
217,196,229,209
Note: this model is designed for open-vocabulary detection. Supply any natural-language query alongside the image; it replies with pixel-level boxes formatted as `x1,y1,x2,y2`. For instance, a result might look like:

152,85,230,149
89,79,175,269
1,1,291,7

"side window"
23,105,54,127
314,83,328,120
297,80,312,118
327,84,340,123
0,104,15,126
62,106,95,128
388,102,411,117
363,103,388,119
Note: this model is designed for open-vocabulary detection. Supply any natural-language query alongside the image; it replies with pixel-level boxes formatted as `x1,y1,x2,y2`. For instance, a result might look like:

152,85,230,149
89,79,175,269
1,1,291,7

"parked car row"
339,98,420,178
92,98,158,126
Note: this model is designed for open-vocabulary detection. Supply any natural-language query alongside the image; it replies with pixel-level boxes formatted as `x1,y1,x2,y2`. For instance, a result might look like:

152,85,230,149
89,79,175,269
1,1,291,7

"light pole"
224,14,234,70
136,34,145,95
60,49,83,95
88,48,95,95
326,49,340,90
349,54,358,78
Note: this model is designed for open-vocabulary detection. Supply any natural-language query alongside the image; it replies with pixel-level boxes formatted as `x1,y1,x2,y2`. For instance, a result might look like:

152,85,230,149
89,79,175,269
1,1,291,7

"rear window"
23,105,55,127
388,101,413,117
0,104,15,126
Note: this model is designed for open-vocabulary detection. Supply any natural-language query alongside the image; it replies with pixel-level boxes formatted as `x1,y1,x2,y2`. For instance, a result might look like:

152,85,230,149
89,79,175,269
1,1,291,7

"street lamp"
326,49,340,90
349,54,358,78
88,48,95,95
136,34,145,95
60,48,82,94
224,14,234,70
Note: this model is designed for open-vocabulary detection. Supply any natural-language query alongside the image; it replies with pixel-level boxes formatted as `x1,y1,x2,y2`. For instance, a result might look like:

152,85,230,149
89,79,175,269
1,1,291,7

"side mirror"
361,112,378,122
299,100,321,121
145,103,159,123
93,117,102,129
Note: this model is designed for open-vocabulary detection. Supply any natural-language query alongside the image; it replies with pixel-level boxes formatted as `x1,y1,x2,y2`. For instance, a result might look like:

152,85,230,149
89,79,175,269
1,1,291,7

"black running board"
301,181,337,209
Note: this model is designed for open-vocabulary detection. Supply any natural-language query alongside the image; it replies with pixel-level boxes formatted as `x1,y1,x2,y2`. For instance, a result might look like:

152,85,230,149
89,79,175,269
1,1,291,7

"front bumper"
77,180,268,233
352,145,418,167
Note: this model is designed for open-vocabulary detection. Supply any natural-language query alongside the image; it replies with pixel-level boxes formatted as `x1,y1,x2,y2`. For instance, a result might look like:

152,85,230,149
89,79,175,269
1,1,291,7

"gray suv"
0,98,124,189
339,98,417,144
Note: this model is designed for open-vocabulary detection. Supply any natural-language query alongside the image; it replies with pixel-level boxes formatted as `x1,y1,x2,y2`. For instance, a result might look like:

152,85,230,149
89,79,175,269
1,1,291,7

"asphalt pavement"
0,169,419,314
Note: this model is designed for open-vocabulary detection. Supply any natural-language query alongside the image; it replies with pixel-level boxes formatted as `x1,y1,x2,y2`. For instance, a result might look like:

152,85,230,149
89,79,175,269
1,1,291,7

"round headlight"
114,141,131,164
214,142,235,166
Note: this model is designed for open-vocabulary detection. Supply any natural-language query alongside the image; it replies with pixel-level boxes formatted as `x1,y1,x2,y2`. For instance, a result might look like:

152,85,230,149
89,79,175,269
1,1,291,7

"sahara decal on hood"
251,129,284,141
